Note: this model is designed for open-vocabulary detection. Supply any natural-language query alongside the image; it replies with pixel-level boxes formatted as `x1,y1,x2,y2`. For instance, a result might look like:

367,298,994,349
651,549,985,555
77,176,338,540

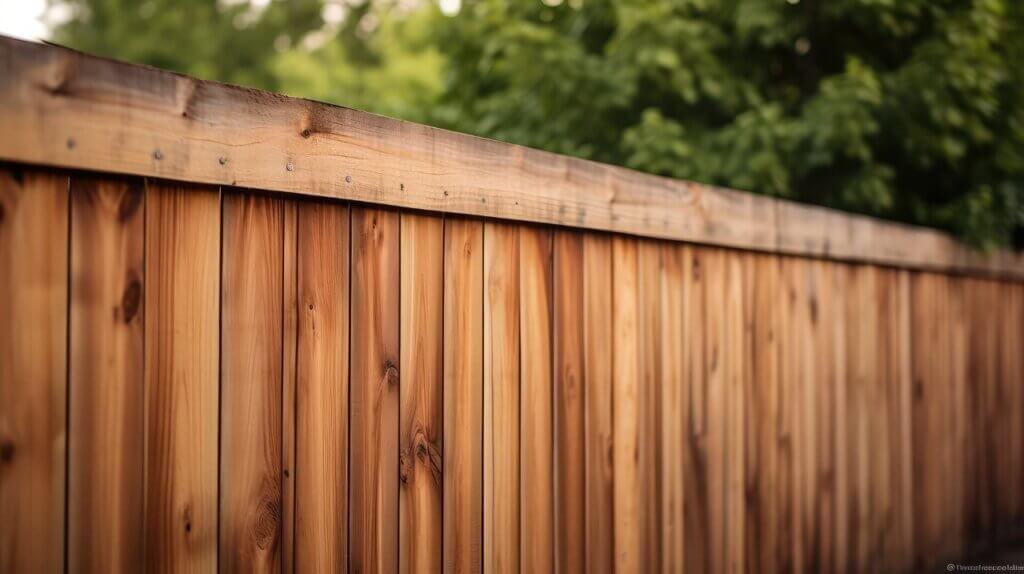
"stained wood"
636,240,663,573
582,233,614,574
282,200,297,574
0,168,67,574
700,248,727,574
143,181,220,572
520,226,554,574
350,207,400,574
483,222,520,574
400,213,443,574
682,246,708,574
220,192,283,573
68,175,145,573
553,231,585,574
443,218,483,574
3,37,1023,277
295,201,350,573
660,244,685,574
612,236,641,574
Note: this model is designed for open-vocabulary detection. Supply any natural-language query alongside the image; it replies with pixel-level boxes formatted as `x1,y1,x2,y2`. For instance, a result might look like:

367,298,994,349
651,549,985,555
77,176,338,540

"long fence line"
1,36,1023,574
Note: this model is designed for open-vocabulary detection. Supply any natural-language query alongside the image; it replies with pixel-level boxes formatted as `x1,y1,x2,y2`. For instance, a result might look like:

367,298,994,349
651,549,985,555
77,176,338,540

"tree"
431,0,1024,248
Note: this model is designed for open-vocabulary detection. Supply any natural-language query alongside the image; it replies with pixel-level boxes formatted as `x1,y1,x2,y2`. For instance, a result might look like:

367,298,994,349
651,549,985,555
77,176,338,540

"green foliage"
47,0,1024,247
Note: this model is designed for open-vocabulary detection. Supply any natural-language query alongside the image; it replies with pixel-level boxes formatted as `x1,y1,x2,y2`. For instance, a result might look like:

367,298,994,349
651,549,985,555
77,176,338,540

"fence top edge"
1,35,1021,278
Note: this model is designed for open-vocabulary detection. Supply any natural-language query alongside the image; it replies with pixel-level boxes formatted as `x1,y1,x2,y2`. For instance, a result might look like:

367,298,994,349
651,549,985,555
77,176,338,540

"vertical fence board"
612,236,640,574
637,241,663,573
68,175,145,574
520,225,554,574
724,251,746,574
553,231,585,574
350,207,400,574
144,181,220,572
220,192,283,573
295,201,350,573
701,248,727,574
282,201,297,574
582,234,614,574
0,168,67,574
399,213,443,574
444,218,484,574
483,222,520,574
660,244,685,574
682,246,708,574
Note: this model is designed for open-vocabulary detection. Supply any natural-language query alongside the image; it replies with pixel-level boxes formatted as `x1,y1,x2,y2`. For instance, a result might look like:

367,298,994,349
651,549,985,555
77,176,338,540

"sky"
0,0,51,41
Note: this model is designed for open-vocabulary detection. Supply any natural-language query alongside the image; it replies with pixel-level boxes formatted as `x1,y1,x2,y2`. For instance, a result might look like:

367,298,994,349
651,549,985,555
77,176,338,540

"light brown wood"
722,250,745,574
612,236,640,574
444,218,484,574
701,249,727,574
143,180,220,572
0,168,67,574
68,175,145,573
553,231,585,574
220,192,283,574
636,240,663,573
682,246,708,574
282,200,297,574
660,244,685,574
2,37,1022,277
295,201,350,573
350,206,400,574
483,222,520,574
520,226,554,574
400,213,443,574
582,233,614,574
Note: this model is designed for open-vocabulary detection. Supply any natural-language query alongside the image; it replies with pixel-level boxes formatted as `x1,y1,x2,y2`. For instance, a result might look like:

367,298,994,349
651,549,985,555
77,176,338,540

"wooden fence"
1,36,1023,574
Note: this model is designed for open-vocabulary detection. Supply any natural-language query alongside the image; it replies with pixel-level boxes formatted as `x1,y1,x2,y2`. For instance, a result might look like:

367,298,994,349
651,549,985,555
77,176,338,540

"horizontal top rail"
1,35,1022,278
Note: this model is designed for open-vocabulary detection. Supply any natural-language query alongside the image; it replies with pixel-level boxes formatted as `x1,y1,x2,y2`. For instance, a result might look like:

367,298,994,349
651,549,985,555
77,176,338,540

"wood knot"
383,362,399,386
691,258,701,281
0,440,14,463
809,298,819,324
117,184,143,223
399,449,413,485
121,277,142,324
253,492,281,550
300,128,312,139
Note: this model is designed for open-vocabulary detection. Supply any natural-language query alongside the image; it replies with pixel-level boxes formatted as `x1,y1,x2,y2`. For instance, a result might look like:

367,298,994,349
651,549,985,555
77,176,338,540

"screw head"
345,175,352,183
286,161,294,172
66,138,76,150
153,150,163,160
218,156,227,166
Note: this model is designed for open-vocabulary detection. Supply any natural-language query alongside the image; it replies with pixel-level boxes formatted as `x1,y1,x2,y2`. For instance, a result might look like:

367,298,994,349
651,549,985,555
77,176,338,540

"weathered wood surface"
1,36,1023,277
0,168,67,574
2,168,1023,574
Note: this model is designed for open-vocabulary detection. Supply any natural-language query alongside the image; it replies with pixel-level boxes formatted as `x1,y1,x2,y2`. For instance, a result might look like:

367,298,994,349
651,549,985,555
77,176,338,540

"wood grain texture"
520,226,554,574
350,207,400,574
612,236,640,574
2,37,1022,277
0,168,67,574
444,218,483,574
636,241,663,573
68,175,145,573
483,222,520,574
722,250,745,574
700,248,728,574
282,200,297,574
400,213,443,574
582,233,614,574
143,181,220,572
553,231,585,574
682,246,708,574
220,192,283,574
660,244,685,574
295,201,350,574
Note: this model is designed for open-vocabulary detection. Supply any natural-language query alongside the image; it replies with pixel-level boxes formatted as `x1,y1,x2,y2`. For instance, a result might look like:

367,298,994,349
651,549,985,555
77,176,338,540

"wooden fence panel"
68,175,145,574
350,207,400,574
582,234,614,574
295,201,350,574
143,181,221,572
2,167,1024,574
0,168,67,574
220,192,283,573
444,218,484,574
483,222,520,574
399,212,443,574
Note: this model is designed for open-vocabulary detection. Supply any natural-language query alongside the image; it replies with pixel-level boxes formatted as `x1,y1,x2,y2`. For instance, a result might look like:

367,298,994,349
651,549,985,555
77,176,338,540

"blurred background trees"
46,0,1024,248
